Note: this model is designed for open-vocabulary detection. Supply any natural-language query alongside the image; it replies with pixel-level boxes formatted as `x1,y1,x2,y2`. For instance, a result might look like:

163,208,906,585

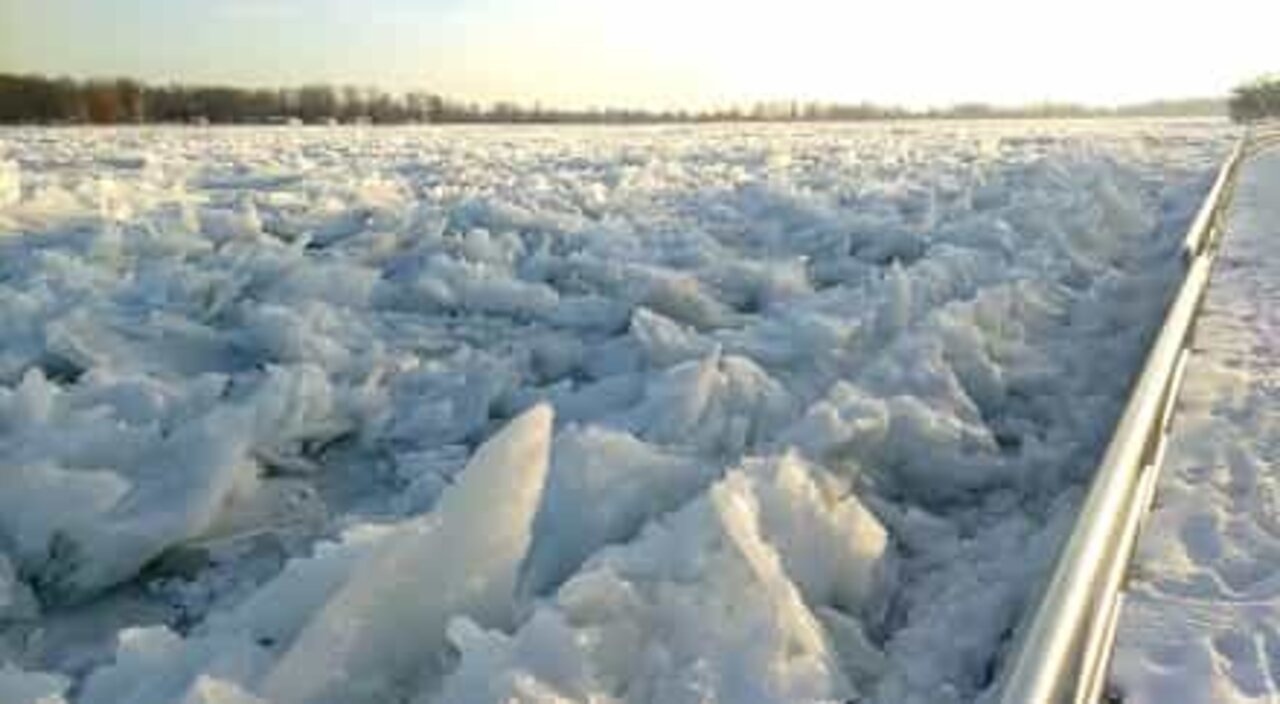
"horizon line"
0,71,1231,116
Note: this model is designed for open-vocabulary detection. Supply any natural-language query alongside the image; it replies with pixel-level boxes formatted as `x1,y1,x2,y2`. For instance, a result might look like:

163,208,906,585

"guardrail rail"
992,128,1279,704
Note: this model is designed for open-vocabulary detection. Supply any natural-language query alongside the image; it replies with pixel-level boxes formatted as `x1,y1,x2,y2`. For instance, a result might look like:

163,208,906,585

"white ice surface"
260,403,553,704
0,663,69,704
0,160,19,209
0,122,1231,702
1112,145,1280,703
439,456,870,704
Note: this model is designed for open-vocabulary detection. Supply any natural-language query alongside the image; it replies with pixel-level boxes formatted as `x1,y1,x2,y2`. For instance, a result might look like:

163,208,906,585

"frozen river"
0,122,1231,703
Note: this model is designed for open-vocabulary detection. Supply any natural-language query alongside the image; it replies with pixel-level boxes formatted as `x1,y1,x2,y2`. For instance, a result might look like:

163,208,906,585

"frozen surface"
0,122,1230,702
1113,145,1280,703
261,403,552,704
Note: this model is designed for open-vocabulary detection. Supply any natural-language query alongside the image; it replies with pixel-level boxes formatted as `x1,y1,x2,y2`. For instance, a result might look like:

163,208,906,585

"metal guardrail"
1183,138,1247,257
992,129,1268,704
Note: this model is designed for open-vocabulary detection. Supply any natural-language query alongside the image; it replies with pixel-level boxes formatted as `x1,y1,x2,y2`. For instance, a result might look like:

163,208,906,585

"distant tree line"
0,72,1227,126
1229,76,1280,123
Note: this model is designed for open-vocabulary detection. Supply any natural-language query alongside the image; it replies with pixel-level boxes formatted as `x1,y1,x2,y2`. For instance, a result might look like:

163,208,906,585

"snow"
0,122,1230,702
1111,144,1280,703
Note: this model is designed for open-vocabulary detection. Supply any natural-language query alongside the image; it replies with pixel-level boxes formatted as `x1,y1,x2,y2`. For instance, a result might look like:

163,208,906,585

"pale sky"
1,0,1277,109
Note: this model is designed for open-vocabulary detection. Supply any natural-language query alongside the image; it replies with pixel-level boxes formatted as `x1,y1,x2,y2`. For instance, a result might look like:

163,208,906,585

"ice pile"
0,122,1229,703
0,160,19,209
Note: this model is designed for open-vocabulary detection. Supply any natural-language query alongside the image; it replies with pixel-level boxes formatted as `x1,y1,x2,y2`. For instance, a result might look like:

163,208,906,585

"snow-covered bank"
0,122,1229,702
1112,144,1280,704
